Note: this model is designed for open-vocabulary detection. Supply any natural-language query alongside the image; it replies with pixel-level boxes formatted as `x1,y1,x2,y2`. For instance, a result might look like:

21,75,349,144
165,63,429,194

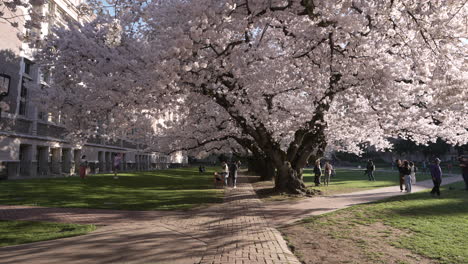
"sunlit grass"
0,167,223,210
297,182,468,263
0,220,95,247
303,168,433,195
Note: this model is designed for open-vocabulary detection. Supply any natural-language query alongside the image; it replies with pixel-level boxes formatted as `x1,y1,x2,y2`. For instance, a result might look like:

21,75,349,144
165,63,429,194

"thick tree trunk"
275,162,308,194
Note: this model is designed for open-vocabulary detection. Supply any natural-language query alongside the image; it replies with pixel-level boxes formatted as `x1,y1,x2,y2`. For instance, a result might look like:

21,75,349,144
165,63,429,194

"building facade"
0,0,186,179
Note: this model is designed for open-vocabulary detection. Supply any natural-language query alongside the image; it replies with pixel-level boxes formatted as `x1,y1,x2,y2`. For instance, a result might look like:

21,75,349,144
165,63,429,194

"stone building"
0,0,185,179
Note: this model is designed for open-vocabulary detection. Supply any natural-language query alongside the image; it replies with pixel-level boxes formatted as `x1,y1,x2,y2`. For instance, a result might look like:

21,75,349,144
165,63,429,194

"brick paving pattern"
0,175,300,264
2,173,461,263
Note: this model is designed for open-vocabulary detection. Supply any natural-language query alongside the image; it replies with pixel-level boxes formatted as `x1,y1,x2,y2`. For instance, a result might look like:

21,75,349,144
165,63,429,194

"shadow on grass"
0,168,223,211
364,182,468,217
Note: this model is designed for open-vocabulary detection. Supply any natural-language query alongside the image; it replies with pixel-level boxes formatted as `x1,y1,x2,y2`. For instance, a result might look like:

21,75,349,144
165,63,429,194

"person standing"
79,155,88,179
410,161,417,184
366,160,376,181
313,160,322,186
323,161,333,186
459,156,468,190
221,161,229,187
401,160,413,192
430,158,442,197
113,153,122,178
396,159,405,191
229,161,239,188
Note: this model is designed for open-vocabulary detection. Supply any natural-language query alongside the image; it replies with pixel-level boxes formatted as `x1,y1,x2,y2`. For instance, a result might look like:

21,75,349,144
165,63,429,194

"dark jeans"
399,174,405,190
314,174,321,186
368,171,375,181
431,179,441,196
463,173,468,190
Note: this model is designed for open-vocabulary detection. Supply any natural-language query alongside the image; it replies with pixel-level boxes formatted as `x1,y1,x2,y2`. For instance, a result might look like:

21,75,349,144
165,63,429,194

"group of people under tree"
214,161,241,188
313,160,334,187
395,159,419,193
396,156,468,197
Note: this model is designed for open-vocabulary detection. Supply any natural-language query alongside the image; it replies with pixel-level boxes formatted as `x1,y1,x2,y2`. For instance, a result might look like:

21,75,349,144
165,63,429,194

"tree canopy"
37,0,468,193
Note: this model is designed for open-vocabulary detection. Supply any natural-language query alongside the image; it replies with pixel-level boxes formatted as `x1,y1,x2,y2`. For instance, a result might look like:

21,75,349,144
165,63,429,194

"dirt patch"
252,179,322,201
280,211,436,264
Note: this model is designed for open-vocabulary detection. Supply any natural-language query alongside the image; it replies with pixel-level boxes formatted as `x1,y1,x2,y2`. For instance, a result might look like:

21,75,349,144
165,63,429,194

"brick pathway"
0,175,300,264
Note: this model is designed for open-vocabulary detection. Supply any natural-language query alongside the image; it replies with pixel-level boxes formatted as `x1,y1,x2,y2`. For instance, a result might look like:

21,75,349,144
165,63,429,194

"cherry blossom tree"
38,0,468,194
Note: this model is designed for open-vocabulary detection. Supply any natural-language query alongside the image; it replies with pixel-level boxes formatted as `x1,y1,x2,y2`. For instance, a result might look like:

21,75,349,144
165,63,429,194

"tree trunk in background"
248,156,275,181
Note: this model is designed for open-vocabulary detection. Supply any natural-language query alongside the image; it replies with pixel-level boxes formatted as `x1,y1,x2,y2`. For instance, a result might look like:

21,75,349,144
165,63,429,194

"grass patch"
0,220,95,247
303,168,433,195
295,182,468,264
0,167,223,211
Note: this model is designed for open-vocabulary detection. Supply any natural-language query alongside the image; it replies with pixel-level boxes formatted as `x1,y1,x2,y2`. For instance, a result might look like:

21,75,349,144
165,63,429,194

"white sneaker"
234,186,237,188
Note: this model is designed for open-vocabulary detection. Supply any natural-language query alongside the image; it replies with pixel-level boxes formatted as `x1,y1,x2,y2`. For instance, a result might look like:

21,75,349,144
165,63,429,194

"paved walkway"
0,173,463,263
0,176,300,264
262,174,464,227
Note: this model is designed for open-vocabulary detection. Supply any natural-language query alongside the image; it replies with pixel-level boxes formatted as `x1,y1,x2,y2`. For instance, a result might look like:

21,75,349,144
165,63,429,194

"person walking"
459,155,468,190
401,160,413,192
79,155,88,179
323,161,333,186
430,158,442,197
313,160,322,186
396,159,405,192
229,160,239,188
366,160,376,181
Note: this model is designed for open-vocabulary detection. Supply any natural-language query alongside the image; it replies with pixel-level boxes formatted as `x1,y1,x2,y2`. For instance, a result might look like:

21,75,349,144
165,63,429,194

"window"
0,73,10,95
24,59,32,75
38,111,46,121
19,101,27,115
19,78,28,116
40,70,50,83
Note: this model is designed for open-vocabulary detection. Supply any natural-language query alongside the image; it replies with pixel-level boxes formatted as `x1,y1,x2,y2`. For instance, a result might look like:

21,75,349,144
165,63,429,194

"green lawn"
303,168,433,195
297,182,468,263
0,167,223,210
0,220,95,247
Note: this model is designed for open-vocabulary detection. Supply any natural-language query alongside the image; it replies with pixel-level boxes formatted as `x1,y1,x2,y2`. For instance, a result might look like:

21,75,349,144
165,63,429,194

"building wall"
0,1,181,179
0,5,24,115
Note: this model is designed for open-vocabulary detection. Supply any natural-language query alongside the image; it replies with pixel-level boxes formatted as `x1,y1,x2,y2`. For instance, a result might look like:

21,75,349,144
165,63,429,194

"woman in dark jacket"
396,159,406,192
